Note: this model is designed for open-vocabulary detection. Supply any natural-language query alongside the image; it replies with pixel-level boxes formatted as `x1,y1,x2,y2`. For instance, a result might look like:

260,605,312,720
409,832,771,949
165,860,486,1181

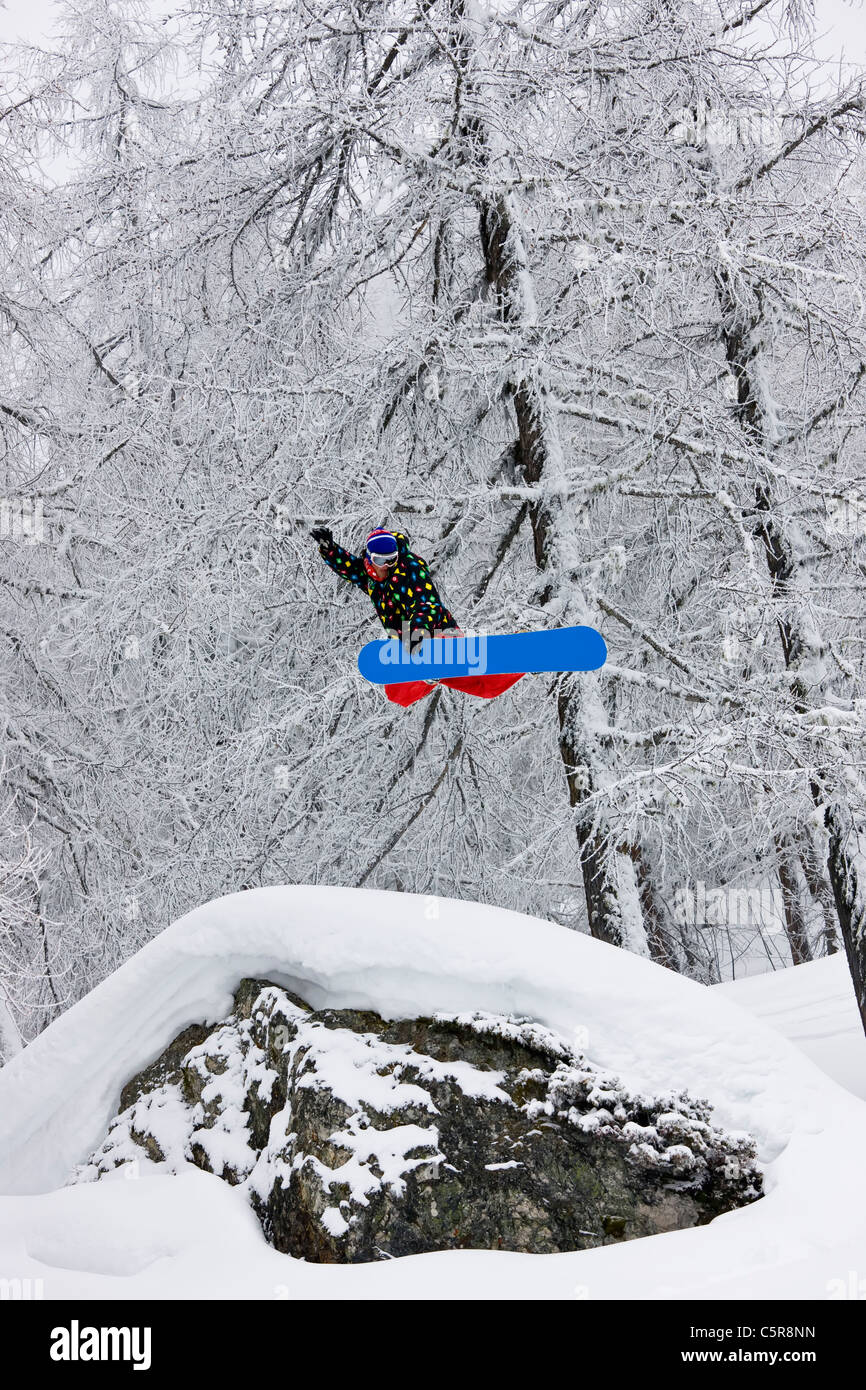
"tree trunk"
476,188,648,952
628,841,685,972
825,802,866,1028
441,5,649,952
0,980,23,1065
798,833,840,957
775,836,814,966
716,269,866,1032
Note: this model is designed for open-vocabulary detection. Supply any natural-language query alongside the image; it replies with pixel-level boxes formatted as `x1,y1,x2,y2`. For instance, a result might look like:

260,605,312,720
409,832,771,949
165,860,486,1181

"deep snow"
0,886,864,1299
718,953,866,1101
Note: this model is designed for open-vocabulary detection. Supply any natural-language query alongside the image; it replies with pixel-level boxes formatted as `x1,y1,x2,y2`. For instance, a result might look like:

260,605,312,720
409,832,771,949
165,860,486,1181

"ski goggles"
366,548,398,567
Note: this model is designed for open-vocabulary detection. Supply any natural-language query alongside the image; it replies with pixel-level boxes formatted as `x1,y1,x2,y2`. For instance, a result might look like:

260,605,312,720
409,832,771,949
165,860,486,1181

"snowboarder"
310,525,523,706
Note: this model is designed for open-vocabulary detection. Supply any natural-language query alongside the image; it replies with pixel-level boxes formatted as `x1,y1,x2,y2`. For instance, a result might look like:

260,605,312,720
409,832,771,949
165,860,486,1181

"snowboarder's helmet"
365,529,398,566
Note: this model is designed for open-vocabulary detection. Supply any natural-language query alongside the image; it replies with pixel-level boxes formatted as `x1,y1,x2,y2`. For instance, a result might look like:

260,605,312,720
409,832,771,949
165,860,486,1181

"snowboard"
358,625,607,687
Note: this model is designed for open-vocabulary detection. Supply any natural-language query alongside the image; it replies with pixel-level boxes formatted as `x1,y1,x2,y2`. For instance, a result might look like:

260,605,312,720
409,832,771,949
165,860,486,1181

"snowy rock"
80,979,762,1262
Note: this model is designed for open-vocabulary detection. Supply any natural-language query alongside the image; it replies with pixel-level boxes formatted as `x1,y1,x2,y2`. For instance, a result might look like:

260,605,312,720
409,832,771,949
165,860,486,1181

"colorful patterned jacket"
317,531,458,636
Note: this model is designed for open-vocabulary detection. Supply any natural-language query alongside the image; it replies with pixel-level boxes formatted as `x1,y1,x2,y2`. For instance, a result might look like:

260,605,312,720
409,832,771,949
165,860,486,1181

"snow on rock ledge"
77,979,761,1261
0,884,856,1197
0,886,864,1296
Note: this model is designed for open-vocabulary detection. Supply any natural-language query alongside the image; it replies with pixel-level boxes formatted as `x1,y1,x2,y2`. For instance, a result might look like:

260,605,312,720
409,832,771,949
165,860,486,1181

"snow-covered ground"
718,954,866,1102
0,886,864,1300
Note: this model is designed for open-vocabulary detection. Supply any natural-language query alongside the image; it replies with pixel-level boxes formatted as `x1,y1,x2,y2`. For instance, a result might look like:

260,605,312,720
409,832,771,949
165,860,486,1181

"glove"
310,526,333,547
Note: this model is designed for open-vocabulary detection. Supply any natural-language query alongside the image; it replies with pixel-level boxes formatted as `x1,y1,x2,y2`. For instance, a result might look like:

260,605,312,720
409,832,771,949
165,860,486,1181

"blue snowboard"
358,625,607,686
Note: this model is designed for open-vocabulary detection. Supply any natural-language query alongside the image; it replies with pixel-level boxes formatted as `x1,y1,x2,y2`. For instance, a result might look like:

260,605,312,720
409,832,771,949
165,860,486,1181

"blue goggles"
367,547,398,567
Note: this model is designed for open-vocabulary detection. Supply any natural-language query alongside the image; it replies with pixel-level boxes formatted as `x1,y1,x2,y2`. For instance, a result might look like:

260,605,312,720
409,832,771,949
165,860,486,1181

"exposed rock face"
80,978,762,1262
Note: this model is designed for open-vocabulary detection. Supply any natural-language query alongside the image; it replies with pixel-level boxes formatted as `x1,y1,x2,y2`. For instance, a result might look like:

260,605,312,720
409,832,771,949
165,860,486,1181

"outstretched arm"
311,527,367,589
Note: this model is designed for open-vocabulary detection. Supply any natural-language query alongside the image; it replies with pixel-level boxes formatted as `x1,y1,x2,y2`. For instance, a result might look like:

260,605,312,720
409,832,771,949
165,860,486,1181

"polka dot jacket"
317,531,458,636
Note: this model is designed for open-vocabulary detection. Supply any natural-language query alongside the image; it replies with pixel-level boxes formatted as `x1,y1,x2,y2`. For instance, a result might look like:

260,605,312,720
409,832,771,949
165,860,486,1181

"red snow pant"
385,672,524,708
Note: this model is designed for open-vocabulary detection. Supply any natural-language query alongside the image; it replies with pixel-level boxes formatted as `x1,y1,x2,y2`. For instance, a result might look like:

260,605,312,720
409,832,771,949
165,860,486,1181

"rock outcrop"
79,978,762,1261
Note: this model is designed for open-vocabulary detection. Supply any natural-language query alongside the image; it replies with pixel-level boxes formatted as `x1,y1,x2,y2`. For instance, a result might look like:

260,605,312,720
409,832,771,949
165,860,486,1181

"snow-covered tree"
2,0,866,1042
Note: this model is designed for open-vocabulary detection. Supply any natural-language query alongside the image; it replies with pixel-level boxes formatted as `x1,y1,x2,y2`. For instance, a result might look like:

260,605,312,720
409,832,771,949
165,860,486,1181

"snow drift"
0,885,864,1299
718,953,866,1102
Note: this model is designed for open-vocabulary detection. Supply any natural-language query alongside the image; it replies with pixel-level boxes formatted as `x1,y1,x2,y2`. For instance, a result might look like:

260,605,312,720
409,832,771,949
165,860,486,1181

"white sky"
1,0,65,44
1,0,864,69
799,0,866,75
